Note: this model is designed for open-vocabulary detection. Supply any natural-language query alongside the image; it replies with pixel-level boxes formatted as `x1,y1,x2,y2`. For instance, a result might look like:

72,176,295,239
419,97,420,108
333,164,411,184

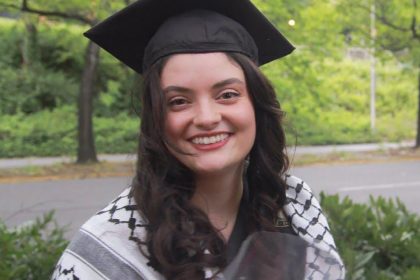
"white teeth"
192,133,229,145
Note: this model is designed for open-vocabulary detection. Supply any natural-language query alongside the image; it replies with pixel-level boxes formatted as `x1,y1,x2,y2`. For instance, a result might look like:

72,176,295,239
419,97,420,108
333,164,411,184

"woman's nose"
193,101,221,129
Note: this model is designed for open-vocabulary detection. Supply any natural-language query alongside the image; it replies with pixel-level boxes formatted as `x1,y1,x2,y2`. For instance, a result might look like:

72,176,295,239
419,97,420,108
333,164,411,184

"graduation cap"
84,0,294,74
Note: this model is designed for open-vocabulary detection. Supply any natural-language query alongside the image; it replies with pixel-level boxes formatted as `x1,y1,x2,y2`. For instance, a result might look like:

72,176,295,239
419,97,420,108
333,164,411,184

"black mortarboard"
84,0,294,74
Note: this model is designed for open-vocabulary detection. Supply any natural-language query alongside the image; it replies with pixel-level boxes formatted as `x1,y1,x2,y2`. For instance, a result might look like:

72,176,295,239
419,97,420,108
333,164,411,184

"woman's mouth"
190,133,230,150
191,133,229,145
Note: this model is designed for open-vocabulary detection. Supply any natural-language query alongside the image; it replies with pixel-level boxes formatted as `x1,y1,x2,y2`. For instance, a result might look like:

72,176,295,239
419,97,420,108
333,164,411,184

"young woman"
52,1,345,279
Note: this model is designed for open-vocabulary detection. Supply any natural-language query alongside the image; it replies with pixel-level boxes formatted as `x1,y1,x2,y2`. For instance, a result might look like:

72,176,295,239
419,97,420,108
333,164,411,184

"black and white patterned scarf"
52,175,345,280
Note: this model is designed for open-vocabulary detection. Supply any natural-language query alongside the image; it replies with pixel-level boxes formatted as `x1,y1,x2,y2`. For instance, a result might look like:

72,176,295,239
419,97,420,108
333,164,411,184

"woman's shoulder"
283,174,319,206
282,174,332,244
52,188,164,280
284,174,313,193
81,187,146,240
282,174,346,279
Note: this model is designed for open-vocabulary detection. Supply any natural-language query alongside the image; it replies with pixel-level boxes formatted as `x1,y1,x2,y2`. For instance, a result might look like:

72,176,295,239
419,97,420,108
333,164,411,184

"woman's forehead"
160,52,245,88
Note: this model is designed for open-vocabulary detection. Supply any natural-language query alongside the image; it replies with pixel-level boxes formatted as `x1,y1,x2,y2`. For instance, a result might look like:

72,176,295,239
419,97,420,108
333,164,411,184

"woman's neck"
191,165,244,241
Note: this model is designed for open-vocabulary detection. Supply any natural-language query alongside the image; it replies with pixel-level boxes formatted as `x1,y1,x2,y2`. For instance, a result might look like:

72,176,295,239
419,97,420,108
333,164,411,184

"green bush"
0,212,69,280
0,63,78,115
0,19,137,116
36,22,87,76
0,18,417,151
0,106,77,157
0,106,139,157
0,19,24,67
320,193,420,280
264,55,417,145
94,112,139,154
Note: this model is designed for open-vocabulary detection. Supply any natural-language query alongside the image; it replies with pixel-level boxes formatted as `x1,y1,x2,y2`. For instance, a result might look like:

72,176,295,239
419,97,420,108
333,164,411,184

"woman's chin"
190,161,243,177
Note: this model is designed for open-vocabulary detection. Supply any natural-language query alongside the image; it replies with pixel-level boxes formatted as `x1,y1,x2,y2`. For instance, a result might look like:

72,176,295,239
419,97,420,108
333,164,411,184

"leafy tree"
255,0,345,55
0,0,135,162
337,0,420,147
256,0,418,146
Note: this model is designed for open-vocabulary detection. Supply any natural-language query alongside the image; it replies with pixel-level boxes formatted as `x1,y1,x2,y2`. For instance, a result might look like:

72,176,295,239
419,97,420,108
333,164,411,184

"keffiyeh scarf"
52,175,345,280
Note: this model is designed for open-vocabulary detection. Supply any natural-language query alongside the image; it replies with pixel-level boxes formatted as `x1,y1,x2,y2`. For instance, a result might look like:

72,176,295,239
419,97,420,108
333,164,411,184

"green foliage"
320,193,420,280
0,106,77,157
36,21,87,76
0,18,141,117
0,63,78,114
94,112,139,154
254,0,346,59
256,0,419,145
0,106,139,157
0,18,25,67
0,1,418,155
95,55,143,117
0,51,416,156
337,0,420,66
0,0,133,22
263,55,416,145
0,212,69,280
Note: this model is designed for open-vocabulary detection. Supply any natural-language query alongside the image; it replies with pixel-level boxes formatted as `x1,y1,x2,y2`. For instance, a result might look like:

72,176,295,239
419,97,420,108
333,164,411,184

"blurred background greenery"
0,0,418,160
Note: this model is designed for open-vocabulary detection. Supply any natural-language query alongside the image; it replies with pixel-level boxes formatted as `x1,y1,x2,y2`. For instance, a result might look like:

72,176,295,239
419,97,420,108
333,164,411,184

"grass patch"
0,161,136,183
290,147,420,166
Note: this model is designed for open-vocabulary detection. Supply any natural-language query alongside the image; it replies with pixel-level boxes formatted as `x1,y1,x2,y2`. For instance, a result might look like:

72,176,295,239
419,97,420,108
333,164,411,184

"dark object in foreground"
223,231,343,280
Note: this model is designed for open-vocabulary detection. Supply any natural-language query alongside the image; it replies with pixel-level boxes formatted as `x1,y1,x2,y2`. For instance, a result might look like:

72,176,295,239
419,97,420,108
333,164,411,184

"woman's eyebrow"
212,78,244,90
163,78,244,94
162,85,193,94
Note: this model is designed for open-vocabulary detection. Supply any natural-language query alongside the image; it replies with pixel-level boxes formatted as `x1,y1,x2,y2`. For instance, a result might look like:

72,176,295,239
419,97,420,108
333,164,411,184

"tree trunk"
22,20,38,68
77,41,99,163
416,67,420,148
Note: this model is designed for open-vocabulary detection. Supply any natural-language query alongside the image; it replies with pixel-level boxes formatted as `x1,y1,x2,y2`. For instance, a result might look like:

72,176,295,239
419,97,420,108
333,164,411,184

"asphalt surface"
292,160,420,212
0,159,419,239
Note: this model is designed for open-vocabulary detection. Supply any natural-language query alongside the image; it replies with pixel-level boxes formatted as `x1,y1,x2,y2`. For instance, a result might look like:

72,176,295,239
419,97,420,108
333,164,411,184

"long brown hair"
131,52,289,279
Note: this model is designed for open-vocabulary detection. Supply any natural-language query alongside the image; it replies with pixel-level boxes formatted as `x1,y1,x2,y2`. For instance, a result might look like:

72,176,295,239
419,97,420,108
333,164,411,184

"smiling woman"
52,0,345,279
161,53,257,242
162,53,256,177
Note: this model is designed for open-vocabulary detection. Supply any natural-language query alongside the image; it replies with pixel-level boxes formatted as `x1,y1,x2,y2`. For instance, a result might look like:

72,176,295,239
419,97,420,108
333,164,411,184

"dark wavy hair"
131,52,289,279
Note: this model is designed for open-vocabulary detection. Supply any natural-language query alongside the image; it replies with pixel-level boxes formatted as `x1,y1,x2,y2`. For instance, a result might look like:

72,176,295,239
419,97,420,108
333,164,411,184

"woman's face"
161,52,256,176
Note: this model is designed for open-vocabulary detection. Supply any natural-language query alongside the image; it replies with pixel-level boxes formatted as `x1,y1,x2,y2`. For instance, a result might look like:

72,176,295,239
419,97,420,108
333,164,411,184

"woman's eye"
219,91,240,100
168,98,188,107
